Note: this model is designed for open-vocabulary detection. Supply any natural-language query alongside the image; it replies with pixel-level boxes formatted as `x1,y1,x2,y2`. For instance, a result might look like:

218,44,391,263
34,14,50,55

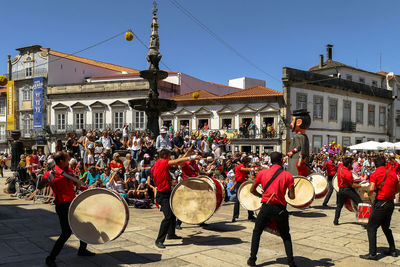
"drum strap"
377,168,389,191
263,167,283,193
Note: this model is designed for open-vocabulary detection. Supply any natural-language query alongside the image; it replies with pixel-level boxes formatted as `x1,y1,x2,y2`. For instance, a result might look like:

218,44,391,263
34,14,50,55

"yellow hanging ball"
192,91,199,99
0,75,8,86
125,31,134,41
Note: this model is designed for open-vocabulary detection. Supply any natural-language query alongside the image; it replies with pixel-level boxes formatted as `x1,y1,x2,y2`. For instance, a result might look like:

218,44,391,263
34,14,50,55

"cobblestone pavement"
1,171,400,267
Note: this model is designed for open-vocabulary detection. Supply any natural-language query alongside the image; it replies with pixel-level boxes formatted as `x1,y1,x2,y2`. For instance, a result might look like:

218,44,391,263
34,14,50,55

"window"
346,74,352,81
328,135,337,144
0,125,5,141
0,98,5,115
355,138,363,144
313,96,323,119
342,136,351,148
372,80,378,87
198,119,209,130
328,98,337,121
396,110,400,127
23,116,31,136
379,106,386,126
356,103,363,124
113,111,124,129
25,56,32,77
221,118,232,129
162,120,172,128
296,93,307,110
359,77,365,84
368,105,375,125
312,136,322,153
57,113,66,131
135,111,145,129
94,112,104,130
74,113,85,130
23,86,31,101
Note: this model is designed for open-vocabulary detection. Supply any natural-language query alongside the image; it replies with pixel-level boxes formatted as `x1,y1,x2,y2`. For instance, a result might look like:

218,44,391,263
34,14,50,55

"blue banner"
32,77,44,129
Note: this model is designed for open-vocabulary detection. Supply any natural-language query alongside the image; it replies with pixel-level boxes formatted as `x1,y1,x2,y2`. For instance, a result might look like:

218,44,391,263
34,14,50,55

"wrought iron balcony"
7,68,47,81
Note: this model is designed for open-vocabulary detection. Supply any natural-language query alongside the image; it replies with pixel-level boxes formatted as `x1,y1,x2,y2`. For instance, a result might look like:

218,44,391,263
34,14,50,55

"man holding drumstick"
232,156,257,222
333,157,362,225
152,148,201,249
247,152,296,267
38,152,94,267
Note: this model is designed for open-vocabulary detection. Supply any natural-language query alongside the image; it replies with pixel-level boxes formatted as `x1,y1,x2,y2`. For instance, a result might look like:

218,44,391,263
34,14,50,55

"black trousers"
322,175,334,206
250,203,294,264
49,202,87,260
334,187,362,223
233,182,254,219
156,191,176,243
367,199,396,255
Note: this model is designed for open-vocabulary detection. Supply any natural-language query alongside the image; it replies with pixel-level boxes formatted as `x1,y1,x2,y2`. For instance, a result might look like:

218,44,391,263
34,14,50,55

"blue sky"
1,0,399,91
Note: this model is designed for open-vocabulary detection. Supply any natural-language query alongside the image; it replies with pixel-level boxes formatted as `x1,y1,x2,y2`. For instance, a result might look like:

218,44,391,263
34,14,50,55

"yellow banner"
6,80,14,130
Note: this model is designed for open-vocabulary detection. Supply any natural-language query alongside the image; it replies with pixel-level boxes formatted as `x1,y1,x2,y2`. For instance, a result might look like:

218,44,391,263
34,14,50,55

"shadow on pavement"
258,256,334,266
103,251,162,264
290,211,327,218
312,205,336,210
179,233,244,246
201,222,246,232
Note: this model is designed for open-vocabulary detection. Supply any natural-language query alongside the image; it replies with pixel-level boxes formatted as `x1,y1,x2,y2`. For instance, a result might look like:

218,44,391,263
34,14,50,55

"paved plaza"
1,173,400,267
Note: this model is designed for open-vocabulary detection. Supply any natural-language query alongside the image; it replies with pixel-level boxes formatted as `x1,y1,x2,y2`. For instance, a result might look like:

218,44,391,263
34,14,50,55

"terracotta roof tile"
40,48,138,73
169,90,218,101
169,86,282,102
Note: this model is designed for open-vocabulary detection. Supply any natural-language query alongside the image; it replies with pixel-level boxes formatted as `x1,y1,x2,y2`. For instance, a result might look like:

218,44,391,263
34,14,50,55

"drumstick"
266,193,275,204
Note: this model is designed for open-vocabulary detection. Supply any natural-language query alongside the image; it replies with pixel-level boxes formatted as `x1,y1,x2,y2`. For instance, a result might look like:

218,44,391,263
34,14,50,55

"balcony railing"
341,121,356,132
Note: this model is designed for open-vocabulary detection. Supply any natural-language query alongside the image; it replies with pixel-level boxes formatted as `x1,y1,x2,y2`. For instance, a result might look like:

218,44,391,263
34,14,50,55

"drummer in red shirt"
386,153,399,173
232,157,257,222
38,152,94,267
360,156,400,260
333,157,362,225
322,154,338,206
247,152,296,267
152,148,201,249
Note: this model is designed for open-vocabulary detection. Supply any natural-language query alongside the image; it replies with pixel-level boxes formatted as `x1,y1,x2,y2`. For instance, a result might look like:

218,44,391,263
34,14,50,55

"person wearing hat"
286,109,311,176
156,127,171,151
134,178,149,199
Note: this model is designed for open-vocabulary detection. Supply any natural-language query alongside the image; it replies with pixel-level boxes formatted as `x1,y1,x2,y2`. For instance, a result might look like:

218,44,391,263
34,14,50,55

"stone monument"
129,1,177,136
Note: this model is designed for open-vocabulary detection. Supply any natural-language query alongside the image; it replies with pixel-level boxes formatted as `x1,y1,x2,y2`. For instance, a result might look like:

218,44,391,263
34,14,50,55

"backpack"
129,198,152,209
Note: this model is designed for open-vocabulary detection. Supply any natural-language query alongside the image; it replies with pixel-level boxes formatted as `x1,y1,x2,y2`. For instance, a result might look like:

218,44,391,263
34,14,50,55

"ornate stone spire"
146,1,162,70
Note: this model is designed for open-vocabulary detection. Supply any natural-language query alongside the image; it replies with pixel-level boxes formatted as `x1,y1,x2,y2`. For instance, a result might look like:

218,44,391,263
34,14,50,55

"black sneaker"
77,250,96,256
359,254,377,260
167,235,182,240
232,217,237,223
384,250,398,257
45,256,57,267
155,241,166,249
333,221,339,225
247,258,256,266
176,224,182,230
248,217,256,222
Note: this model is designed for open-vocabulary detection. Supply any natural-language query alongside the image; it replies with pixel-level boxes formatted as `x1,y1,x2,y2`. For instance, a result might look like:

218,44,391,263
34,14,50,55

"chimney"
319,54,324,68
7,55,12,80
326,44,333,60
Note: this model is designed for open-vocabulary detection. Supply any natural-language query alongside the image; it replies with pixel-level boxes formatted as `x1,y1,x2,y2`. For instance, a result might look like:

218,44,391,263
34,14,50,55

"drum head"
285,176,315,208
170,177,216,224
238,181,263,211
68,188,129,244
307,173,328,196
332,175,339,192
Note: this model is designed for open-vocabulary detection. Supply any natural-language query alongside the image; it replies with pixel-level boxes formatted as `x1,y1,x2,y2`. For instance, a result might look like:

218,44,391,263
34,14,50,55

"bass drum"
237,181,263,211
170,175,223,224
307,173,328,199
68,188,129,245
285,176,315,209
333,172,359,192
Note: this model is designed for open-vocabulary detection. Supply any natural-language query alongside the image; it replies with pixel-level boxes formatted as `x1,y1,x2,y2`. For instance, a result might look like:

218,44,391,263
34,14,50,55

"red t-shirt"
152,159,171,192
370,166,398,200
255,164,294,205
296,162,308,177
386,161,399,173
337,165,353,188
181,161,199,180
235,164,247,183
326,160,337,177
109,161,123,170
43,165,76,205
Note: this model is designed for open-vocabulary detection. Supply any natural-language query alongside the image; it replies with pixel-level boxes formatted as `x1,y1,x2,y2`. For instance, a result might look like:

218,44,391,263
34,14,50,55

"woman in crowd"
109,153,124,174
